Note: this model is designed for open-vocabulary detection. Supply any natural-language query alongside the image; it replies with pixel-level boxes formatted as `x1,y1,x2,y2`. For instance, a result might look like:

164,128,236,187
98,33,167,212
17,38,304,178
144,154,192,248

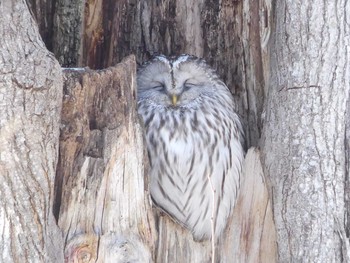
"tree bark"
0,0,63,261
52,0,85,67
25,0,55,51
262,1,350,261
56,56,157,262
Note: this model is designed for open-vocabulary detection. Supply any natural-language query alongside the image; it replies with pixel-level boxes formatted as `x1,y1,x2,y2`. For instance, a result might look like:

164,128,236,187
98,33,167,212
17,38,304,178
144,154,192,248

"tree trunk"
262,1,350,261
0,0,63,261
56,56,157,262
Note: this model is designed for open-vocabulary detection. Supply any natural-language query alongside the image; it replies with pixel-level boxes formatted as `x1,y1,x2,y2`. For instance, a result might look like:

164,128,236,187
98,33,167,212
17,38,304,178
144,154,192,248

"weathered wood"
241,0,272,146
56,56,156,262
155,215,212,263
0,0,63,261
262,1,350,261
222,148,277,263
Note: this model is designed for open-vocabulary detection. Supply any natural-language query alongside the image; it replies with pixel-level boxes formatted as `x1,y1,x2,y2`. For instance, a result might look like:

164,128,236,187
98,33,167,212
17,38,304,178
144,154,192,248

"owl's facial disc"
137,55,217,108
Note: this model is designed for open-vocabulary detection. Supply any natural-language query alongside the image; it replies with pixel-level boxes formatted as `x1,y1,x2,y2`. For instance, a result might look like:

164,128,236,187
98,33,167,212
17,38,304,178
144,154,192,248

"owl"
137,54,244,241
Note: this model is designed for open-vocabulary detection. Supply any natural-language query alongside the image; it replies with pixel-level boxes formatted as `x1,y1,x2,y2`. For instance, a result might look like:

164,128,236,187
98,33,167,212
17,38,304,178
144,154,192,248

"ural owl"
137,54,244,241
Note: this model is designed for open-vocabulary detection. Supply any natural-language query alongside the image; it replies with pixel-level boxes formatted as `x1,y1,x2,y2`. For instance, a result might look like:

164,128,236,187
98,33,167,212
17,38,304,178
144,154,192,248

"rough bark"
262,1,350,261
25,0,55,51
0,0,63,262
52,0,85,67
56,56,157,262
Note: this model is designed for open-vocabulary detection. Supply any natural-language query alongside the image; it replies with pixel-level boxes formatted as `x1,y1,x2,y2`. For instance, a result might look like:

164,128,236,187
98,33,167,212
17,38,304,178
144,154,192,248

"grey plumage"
137,54,244,241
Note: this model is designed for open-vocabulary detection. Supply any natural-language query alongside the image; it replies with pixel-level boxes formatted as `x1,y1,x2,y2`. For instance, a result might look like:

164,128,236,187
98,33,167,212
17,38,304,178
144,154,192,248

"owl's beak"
171,94,178,105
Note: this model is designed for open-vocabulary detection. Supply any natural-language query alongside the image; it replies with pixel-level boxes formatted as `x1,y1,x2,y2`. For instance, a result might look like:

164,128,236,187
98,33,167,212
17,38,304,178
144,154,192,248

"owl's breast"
155,115,198,174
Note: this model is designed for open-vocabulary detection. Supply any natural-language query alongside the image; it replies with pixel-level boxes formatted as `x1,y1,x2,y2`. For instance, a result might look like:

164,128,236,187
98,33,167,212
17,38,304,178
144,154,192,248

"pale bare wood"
56,56,157,262
222,148,277,263
155,215,212,263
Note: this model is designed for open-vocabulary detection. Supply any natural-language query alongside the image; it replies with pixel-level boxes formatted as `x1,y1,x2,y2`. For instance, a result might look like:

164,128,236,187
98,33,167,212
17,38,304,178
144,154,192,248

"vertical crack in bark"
280,172,292,260
345,94,350,238
53,152,63,222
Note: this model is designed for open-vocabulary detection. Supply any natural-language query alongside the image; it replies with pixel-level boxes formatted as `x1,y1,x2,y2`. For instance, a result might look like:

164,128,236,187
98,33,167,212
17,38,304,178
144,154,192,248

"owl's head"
137,54,226,108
